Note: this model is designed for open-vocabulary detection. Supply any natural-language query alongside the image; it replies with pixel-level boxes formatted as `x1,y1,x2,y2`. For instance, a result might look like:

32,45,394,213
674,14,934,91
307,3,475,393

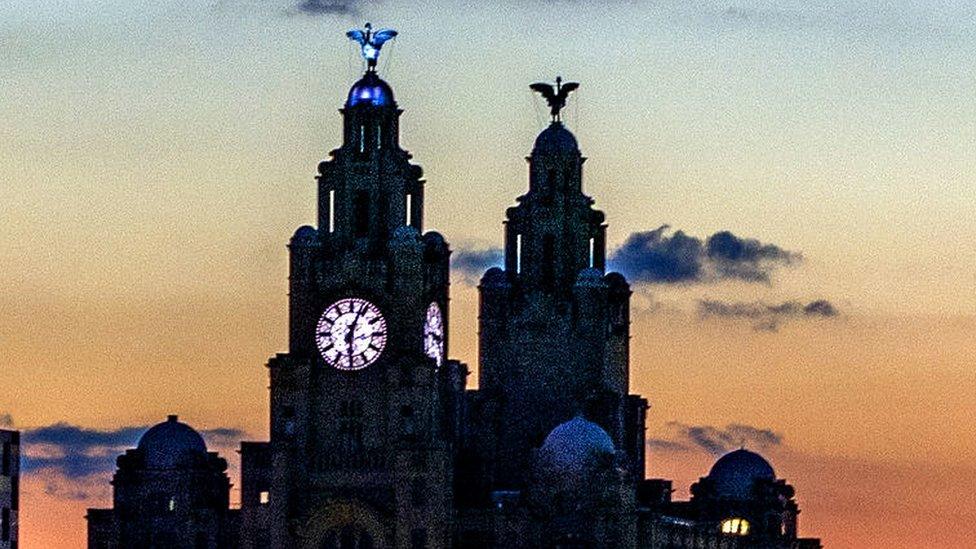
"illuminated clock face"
423,301,444,367
316,298,387,371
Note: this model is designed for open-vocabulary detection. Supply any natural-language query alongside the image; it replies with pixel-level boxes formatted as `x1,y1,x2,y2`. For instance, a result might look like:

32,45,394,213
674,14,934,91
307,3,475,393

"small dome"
137,415,207,470
533,122,579,155
480,267,509,287
291,225,318,246
423,231,446,248
392,225,420,241
575,268,606,287
347,72,395,107
707,449,776,500
538,416,614,475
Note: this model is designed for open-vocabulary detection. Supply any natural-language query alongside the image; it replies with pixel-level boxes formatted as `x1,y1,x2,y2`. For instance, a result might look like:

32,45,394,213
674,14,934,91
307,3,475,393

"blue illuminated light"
347,74,394,107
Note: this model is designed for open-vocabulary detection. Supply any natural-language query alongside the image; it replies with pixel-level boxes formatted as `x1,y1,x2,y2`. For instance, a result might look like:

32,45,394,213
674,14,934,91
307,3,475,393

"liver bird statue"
530,76,580,122
347,22,398,71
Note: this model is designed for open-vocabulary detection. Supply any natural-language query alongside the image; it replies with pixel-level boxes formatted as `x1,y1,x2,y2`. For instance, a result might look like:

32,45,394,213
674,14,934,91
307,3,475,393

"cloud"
609,226,799,284
650,422,784,457
698,298,838,331
294,0,374,16
452,247,505,283
21,422,246,480
22,423,146,479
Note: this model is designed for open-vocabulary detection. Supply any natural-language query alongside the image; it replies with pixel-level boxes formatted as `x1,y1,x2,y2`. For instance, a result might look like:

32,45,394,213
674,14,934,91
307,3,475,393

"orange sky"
2,0,976,547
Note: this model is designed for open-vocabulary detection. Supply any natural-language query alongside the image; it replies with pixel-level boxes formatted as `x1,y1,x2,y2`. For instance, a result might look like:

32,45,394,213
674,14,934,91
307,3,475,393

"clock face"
316,298,387,371
423,301,444,367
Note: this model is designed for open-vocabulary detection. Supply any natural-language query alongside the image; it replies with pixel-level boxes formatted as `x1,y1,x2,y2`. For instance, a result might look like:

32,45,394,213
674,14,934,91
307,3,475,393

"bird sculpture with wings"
347,22,398,71
530,76,580,122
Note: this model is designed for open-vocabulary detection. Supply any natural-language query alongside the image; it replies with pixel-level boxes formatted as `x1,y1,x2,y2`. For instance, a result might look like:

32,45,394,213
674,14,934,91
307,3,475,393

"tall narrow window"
515,234,523,274
405,194,413,227
328,190,336,233
376,123,382,149
354,191,369,237
359,125,365,153
589,237,595,268
542,235,555,287
338,400,364,456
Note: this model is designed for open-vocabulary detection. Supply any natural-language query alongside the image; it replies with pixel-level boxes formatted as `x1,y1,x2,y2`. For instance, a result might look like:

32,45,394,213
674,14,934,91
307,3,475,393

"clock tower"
261,48,465,549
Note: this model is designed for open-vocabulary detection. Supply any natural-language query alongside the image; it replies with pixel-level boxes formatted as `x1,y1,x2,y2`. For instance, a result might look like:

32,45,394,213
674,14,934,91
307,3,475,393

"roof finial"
530,76,580,122
346,22,398,72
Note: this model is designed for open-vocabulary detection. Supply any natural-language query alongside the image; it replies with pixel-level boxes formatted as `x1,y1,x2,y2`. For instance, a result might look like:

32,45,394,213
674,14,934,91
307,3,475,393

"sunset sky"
2,0,975,547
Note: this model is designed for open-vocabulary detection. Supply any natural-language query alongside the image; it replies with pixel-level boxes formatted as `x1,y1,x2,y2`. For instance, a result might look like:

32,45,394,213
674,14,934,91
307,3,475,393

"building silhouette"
1,429,18,549
86,45,821,549
86,416,239,548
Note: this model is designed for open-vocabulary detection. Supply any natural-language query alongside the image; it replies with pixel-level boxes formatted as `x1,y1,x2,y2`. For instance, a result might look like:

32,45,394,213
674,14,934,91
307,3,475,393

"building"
86,416,240,548
87,28,822,549
235,30,821,549
1,430,18,549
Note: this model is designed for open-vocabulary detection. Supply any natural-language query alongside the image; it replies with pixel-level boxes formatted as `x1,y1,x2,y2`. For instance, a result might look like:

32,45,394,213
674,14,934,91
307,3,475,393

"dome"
575,268,606,287
347,72,395,107
291,225,318,246
137,415,208,470
480,267,509,287
707,449,776,500
533,122,579,155
392,225,420,241
537,416,615,475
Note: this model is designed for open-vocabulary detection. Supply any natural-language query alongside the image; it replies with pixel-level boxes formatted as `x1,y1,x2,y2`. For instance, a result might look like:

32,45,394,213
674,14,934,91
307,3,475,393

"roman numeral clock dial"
424,301,445,367
316,298,388,371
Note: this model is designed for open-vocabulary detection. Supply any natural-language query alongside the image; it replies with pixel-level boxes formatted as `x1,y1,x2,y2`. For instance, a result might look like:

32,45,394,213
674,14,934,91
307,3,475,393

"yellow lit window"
260,491,270,505
720,518,750,536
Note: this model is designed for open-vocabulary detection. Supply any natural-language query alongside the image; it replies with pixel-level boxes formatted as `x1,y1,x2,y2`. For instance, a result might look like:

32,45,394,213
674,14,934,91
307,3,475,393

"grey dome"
707,449,776,500
537,416,614,474
137,415,207,470
533,123,579,155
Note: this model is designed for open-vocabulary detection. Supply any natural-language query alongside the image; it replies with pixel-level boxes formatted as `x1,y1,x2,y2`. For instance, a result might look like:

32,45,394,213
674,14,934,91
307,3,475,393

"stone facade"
0,430,18,549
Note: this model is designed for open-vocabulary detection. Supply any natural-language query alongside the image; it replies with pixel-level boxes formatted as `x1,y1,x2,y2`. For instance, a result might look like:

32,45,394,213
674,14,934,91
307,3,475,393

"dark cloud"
609,225,799,284
649,422,784,457
22,422,245,480
295,0,373,16
452,247,505,283
22,423,145,479
698,298,839,331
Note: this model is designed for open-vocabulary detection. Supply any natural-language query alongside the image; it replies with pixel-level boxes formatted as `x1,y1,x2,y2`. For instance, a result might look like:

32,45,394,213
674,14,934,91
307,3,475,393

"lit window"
168,497,176,512
359,125,365,153
406,194,413,227
328,190,336,233
720,517,750,536
515,234,523,274
259,491,270,505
